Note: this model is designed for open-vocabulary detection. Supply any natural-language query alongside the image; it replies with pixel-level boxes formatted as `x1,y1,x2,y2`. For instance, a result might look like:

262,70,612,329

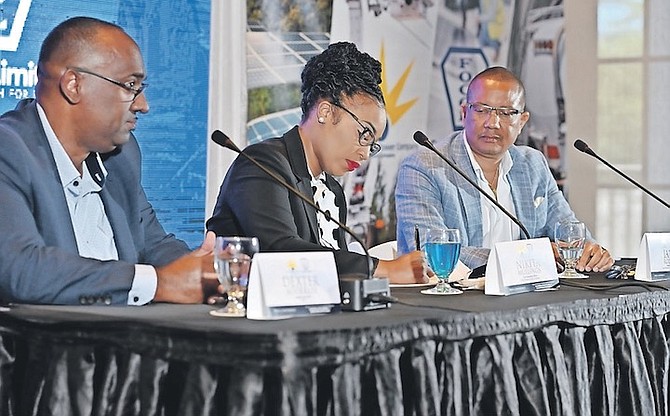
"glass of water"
555,220,587,278
214,236,259,316
422,228,462,295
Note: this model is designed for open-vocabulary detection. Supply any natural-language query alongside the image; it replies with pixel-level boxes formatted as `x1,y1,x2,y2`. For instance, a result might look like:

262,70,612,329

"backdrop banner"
244,0,565,246
330,0,566,246
0,0,210,248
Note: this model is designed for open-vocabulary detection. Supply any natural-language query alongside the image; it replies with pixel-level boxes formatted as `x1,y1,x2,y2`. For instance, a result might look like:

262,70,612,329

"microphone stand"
211,130,390,311
413,131,532,239
574,139,670,210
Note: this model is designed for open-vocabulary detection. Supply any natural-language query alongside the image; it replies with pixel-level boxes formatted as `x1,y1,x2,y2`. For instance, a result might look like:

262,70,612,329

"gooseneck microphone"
211,130,371,273
413,131,532,240
211,130,391,311
574,139,670,210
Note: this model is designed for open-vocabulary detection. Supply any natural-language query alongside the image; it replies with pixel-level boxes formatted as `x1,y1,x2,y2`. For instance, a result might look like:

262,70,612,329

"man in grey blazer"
0,17,215,305
396,67,613,273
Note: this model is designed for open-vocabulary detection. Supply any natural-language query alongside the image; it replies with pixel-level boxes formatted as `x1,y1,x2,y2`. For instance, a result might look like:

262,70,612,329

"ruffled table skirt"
0,282,668,415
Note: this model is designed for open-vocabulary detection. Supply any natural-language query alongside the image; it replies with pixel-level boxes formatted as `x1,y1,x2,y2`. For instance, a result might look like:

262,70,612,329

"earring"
317,116,325,124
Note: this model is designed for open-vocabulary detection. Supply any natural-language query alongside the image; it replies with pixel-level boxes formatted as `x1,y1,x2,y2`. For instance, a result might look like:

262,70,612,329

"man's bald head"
37,17,131,77
467,66,526,110
34,16,149,164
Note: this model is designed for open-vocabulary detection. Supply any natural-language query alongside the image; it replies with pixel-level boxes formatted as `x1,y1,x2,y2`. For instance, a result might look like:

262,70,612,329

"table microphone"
210,130,391,311
413,131,531,239
574,139,670,209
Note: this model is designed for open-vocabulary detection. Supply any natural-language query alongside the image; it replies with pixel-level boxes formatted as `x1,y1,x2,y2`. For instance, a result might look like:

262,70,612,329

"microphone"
574,139,670,209
211,130,391,311
413,131,532,240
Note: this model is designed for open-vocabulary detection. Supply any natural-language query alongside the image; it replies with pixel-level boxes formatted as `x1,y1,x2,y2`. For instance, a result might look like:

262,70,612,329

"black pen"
414,224,420,251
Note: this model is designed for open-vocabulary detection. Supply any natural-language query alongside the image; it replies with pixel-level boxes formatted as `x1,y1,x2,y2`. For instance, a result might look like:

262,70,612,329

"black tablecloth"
0,277,668,416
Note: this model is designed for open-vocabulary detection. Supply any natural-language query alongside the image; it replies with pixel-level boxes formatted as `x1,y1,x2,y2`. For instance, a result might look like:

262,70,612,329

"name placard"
635,233,670,281
246,252,342,320
484,237,559,296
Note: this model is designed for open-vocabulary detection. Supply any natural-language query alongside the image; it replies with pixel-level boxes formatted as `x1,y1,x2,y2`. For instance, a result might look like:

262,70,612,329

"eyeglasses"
330,101,382,156
466,102,523,119
70,67,148,102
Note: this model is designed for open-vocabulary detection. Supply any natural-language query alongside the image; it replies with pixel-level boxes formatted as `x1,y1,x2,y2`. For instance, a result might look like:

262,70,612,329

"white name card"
485,237,559,296
635,233,670,281
246,252,342,320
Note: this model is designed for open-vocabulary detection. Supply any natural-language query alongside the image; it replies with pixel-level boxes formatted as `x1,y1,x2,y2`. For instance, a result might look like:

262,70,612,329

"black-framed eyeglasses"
70,67,148,102
466,102,523,119
330,101,382,156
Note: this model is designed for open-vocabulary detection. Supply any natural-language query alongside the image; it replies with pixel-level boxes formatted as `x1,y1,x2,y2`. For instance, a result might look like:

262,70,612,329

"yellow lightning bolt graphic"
379,42,418,125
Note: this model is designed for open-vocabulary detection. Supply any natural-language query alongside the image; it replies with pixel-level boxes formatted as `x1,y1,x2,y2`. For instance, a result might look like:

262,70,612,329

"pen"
414,224,420,251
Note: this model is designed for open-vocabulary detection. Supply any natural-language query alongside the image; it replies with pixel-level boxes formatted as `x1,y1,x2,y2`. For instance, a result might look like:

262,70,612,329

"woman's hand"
373,251,434,284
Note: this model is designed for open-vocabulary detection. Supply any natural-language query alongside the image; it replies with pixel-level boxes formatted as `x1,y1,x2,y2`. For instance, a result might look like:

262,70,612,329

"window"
595,0,670,256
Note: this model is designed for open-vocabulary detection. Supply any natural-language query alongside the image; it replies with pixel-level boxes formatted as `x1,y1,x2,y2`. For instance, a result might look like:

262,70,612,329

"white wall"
206,1,248,220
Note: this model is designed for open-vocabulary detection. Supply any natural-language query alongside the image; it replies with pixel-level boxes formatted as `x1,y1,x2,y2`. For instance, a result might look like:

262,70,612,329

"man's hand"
551,242,565,273
194,230,216,256
577,242,614,273
154,252,206,303
154,231,221,304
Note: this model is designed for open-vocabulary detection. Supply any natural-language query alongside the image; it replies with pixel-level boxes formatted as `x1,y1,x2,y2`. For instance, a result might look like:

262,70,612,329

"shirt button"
133,296,139,303
73,180,79,186
79,296,93,305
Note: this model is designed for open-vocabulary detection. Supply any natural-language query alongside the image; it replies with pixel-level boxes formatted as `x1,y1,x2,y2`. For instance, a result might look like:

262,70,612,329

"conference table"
0,275,668,416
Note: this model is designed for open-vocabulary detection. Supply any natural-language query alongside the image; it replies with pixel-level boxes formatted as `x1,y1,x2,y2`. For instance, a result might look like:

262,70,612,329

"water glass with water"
214,236,260,316
423,228,462,295
555,220,587,278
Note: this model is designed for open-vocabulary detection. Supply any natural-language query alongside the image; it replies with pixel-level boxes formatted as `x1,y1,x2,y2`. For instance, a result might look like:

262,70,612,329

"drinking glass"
555,220,587,278
214,236,259,316
422,229,462,295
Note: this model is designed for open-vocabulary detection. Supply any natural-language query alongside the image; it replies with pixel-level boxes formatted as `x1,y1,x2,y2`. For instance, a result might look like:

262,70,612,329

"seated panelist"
395,66,614,273
0,17,217,305
207,42,430,285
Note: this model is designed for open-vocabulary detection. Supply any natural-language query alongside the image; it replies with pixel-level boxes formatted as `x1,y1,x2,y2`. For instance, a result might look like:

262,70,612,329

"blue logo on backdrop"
0,0,32,51
0,0,35,102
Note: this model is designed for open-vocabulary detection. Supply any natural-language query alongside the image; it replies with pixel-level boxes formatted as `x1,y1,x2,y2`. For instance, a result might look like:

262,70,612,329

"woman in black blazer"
208,42,430,284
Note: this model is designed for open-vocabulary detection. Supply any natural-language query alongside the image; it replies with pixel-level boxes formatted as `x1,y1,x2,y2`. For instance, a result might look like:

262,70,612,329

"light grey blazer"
395,131,588,268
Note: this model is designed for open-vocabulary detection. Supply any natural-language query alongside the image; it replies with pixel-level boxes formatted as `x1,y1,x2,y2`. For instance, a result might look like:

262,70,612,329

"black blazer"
207,126,372,276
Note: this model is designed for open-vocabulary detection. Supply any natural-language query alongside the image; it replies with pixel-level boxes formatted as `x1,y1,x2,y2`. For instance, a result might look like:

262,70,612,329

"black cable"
559,279,669,292
390,298,468,312
366,293,399,304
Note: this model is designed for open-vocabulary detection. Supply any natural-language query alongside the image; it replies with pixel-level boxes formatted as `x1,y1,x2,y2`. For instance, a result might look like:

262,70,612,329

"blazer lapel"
449,134,484,246
283,127,320,243
508,149,536,237
23,100,80,253
99,190,136,263
92,154,138,263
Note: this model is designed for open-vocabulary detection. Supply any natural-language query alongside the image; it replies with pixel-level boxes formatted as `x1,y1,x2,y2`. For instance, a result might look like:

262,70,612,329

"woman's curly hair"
300,42,384,120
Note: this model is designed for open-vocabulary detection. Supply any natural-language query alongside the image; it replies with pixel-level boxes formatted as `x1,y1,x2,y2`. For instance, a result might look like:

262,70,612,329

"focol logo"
441,47,489,132
533,39,554,56
0,0,32,52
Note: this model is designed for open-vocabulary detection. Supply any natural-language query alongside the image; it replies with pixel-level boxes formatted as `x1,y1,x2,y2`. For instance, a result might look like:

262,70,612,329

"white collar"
462,131,513,180
37,102,107,189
